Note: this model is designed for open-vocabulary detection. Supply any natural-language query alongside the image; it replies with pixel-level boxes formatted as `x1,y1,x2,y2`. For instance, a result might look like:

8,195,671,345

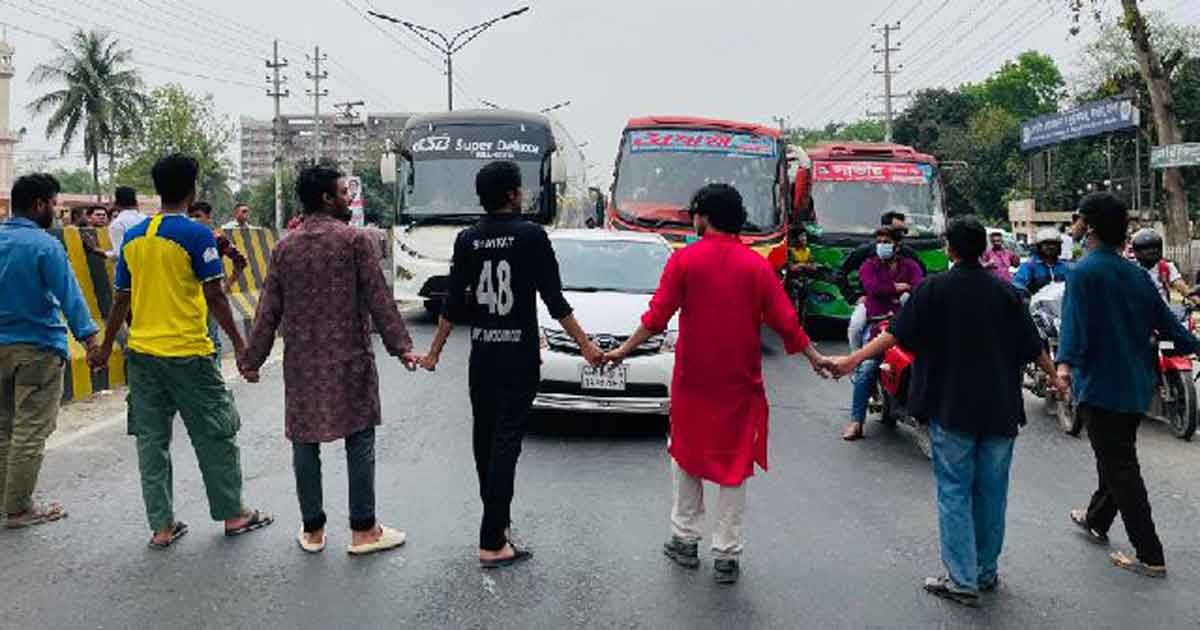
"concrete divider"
218,227,279,349
54,226,125,402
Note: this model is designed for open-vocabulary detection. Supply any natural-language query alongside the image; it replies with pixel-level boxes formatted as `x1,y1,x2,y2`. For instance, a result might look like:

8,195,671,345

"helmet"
1035,228,1061,245
1131,228,1163,251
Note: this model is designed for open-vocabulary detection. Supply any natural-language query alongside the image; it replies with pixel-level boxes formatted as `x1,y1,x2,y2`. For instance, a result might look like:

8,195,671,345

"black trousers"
1080,404,1165,566
469,373,536,552
292,428,377,533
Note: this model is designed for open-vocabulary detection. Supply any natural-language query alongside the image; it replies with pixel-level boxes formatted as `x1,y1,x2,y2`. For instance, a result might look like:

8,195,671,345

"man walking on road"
0,174,100,529
419,160,604,568
605,184,833,585
1058,193,1199,578
241,165,419,556
91,154,273,548
107,186,146,258
832,216,1063,607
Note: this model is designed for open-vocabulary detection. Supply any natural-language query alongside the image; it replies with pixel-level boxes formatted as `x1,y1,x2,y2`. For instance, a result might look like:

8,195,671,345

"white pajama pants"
670,456,746,560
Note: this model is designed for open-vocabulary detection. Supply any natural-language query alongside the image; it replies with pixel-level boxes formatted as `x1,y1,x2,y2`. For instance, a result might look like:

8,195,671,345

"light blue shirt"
0,217,99,358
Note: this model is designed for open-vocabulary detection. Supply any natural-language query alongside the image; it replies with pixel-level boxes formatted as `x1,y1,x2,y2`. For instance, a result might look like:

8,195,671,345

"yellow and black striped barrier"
221,227,279,341
53,226,125,402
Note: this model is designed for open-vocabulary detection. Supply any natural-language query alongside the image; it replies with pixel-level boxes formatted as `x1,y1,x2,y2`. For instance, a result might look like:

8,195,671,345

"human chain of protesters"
0,153,1192,605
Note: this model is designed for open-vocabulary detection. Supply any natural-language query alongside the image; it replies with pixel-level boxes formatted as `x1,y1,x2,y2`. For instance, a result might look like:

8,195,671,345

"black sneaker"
662,537,700,569
923,576,980,607
714,558,740,584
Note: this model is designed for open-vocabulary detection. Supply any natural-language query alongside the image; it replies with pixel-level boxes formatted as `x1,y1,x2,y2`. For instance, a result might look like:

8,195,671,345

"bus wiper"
742,221,763,233
632,216,691,229
402,213,481,230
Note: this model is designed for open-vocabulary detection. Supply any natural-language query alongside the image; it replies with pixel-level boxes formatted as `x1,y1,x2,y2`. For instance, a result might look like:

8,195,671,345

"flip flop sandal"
480,546,533,569
297,528,326,554
148,522,189,550
1069,509,1109,545
347,526,407,556
225,510,274,537
1110,551,1166,578
5,502,67,529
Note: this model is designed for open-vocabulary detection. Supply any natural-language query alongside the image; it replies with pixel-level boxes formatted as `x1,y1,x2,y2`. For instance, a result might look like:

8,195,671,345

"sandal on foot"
347,526,406,556
225,510,274,537
923,576,981,608
841,424,865,441
480,546,533,569
1110,551,1166,578
1069,509,1109,545
297,528,326,554
148,522,188,549
5,502,67,529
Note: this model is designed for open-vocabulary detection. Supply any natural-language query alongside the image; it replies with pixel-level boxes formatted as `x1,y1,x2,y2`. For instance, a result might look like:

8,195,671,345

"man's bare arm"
90,291,131,368
203,280,245,354
420,316,455,371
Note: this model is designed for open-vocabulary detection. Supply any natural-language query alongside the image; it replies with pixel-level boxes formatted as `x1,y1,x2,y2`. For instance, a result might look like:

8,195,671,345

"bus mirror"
792,169,810,217
550,151,568,185
380,152,397,184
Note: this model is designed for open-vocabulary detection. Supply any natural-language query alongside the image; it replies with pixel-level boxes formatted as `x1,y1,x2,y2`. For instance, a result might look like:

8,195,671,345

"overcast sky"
4,0,1199,187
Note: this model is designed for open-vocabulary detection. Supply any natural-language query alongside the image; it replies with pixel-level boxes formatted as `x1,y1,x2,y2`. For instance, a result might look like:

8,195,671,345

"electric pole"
305,46,328,164
868,22,909,143
266,40,289,233
332,100,365,170
772,116,788,135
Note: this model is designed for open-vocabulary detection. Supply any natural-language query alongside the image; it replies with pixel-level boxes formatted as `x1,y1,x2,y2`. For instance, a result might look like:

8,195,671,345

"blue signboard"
1020,97,1139,151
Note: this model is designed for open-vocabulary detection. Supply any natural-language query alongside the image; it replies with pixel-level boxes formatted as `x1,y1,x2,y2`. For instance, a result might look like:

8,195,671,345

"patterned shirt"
242,214,412,442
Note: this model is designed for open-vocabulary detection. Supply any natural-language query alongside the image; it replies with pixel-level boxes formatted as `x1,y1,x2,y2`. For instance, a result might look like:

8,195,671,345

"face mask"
876,243,895,259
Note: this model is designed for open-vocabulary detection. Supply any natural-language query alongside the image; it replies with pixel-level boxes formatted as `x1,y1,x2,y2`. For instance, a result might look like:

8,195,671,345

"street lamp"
368,7,530,111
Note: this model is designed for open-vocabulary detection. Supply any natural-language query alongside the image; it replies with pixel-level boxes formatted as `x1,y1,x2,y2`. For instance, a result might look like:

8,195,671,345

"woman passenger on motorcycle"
1130,228,1194,306
843,226,925,441
1012,228,1072,297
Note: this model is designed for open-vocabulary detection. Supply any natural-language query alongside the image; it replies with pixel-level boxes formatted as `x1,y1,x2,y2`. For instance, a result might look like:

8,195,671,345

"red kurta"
642,233,811,486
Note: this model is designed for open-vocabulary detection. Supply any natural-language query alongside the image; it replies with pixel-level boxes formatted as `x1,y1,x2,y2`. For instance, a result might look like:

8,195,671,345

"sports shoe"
714,558,740,584
923,576,980,607
662,536,700,569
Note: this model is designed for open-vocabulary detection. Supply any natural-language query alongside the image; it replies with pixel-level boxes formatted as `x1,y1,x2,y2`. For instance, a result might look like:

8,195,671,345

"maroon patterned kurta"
242,214,412,443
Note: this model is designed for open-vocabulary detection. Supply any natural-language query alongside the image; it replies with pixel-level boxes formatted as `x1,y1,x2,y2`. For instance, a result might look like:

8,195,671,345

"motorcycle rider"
1129,228,1194,306
844,212,926,351
1013,228,1072,297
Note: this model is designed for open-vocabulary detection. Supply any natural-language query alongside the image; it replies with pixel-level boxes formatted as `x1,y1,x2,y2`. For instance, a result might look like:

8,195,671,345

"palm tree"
27,30,148,198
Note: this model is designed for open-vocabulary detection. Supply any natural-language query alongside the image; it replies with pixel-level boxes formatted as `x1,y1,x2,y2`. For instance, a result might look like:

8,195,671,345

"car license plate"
1161,340,1175,350
581,365,627,391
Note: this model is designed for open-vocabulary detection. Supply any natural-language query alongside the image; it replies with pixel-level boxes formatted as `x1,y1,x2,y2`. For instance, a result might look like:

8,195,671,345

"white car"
535,230,676,416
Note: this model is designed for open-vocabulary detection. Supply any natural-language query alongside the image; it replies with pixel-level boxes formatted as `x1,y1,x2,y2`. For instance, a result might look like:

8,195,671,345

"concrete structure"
239,112,411,184
0,32,17,218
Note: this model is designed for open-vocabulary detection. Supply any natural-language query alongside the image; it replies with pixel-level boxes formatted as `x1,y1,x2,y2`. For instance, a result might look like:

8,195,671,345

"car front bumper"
532,392,670,415
535,347,673,416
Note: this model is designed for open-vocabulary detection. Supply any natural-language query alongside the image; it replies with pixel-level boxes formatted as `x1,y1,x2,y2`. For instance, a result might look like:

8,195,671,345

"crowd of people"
0,154,1196,607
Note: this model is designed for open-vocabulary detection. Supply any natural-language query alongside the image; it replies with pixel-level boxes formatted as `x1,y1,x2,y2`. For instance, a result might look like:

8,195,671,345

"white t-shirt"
108,208,148,258
1144,260,1182,303
1060,233,1075,261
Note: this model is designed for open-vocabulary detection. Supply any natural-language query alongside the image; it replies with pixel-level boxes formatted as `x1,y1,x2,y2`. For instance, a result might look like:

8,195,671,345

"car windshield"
554,239,671,294
613,130,781,232
405,158,542,216
810,160,944,235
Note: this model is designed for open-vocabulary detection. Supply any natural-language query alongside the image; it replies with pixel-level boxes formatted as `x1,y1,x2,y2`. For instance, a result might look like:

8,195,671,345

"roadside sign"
348,175,365,226
1151,143,1200,169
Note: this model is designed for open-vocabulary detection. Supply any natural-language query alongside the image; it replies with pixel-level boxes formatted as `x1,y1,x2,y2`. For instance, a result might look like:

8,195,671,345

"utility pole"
868,22,909,143
771,116,788,135
332,100,365,170
305,46,328,164
266,40,289,233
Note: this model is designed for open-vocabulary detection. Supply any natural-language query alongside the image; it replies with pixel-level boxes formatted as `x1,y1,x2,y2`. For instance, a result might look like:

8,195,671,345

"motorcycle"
1153,303,1198,441
873,320,932,459
1024,283,1081,435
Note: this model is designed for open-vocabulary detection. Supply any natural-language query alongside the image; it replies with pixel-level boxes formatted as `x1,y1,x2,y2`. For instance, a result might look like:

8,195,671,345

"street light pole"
368,7,530,111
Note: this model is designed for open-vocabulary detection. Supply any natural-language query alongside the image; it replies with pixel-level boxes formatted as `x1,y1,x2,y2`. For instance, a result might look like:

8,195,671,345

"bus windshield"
810,160,944,235
613,129,781,233
402,122,550,217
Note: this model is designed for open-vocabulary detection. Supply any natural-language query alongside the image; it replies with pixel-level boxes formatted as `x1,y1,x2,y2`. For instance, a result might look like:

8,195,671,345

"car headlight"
662,330,678,353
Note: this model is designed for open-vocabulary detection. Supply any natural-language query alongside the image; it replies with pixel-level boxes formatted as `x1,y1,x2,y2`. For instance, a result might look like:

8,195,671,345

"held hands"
85,335,109,370
580,340,605,367
826,355,861,379
417,352,439,372
1055,365,1072,400
602,347,629,367
400,352,422,372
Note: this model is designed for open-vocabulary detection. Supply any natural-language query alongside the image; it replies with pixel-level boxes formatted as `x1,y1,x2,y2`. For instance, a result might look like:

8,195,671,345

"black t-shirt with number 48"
444,214,573,376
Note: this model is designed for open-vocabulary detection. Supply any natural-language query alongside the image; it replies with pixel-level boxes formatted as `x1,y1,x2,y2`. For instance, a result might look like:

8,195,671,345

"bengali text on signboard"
1151,143,1200,169
1020,98,1139,152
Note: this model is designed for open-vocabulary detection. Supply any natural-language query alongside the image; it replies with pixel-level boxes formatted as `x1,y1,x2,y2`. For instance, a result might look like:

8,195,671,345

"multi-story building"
239,112,412,184
0,34,18,218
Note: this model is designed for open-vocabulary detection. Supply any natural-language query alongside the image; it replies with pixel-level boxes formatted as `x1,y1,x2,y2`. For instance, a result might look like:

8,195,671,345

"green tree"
27,29,147,197
788,119,886,147
114,84,235,214
963,51,1065,120
937,107,1023,218
893,88,980,151
45,168,98,194
241,167,299,228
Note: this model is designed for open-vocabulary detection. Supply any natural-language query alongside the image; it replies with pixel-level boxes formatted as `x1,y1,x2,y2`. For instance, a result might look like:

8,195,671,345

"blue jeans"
930,422,1015,591
850,326,878,422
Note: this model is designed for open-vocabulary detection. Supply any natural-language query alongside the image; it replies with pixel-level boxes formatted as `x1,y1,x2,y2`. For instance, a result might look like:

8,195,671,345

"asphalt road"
4,311,1200,629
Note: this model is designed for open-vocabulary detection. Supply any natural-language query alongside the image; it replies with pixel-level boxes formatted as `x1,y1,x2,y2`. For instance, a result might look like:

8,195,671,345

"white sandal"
297,528,326,554
347,526,407,556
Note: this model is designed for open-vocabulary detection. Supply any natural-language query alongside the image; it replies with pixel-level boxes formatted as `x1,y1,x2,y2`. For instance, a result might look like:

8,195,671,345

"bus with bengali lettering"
798,142,949,323
384,109,589,313
605,116,794,265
